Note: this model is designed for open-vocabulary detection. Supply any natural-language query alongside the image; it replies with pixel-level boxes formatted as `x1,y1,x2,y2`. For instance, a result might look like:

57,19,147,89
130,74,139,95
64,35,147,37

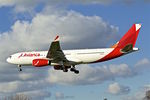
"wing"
46,36,76,66
46,36,67,62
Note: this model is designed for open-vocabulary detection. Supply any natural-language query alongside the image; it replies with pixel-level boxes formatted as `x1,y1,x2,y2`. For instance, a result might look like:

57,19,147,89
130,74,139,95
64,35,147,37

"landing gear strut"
62,65,68,72
63,68,68,72
18,65,22,72
70,65,79,74
60,64,79,74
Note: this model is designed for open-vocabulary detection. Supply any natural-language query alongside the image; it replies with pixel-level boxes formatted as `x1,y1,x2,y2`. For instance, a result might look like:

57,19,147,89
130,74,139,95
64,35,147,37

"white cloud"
0,77,49,93
122,58,150,100
108,82,120,94
0,0,111,12
0,72,51,99
0,0,41,12
55,92,74,100
55,92,64,100
135,58,150,67
0,0,14,6
134,58,150,73
18,90,51,100
108,82,130,95
0,62,51,99
109,64,133,78
0,0,148,13
18,73,33,80
122,91,145,100
122,85,150,100
47,64,134,85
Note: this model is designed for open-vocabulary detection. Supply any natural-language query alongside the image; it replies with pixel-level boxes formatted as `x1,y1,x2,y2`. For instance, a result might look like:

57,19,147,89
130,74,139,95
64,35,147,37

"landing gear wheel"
19,68,22,72
70,65,79,74
63,68,68,72
70,68,75,72
74,70,79,74
18,65,22,72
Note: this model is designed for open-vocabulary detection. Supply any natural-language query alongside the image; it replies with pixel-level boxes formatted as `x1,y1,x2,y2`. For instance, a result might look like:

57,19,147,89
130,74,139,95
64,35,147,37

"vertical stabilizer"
117,24,141,50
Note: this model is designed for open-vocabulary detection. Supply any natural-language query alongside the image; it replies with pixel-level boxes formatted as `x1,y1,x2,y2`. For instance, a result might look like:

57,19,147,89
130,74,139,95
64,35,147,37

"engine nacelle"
54,65,62,70
53,65,71,70
32,59,50,67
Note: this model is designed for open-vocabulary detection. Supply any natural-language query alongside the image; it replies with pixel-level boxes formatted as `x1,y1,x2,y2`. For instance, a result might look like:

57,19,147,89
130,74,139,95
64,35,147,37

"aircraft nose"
6,58,11,63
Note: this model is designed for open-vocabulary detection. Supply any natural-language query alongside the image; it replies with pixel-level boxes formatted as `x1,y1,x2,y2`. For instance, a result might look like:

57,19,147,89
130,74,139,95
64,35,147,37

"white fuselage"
6,48,114,66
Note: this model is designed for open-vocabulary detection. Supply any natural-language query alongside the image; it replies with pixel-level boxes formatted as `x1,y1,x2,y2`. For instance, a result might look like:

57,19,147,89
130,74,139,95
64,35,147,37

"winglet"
54,36,59,42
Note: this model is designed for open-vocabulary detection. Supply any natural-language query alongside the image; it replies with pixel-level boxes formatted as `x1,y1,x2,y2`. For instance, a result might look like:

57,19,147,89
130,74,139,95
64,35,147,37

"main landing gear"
63,67,68,72
18,65,22,72
70,65,79,74
62,65,79,74
70,68,79,74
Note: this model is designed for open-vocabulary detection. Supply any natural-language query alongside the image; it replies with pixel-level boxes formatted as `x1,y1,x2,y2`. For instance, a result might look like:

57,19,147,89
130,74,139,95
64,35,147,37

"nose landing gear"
18,65,22,72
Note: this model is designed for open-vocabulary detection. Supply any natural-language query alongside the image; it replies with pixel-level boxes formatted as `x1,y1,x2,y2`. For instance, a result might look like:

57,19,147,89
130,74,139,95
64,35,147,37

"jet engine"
53,65,71,70
32,59,50,67
54,65,62,70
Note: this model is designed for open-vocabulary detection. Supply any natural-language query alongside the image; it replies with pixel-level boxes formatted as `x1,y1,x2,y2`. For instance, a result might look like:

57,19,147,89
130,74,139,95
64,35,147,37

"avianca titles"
6,24,141,74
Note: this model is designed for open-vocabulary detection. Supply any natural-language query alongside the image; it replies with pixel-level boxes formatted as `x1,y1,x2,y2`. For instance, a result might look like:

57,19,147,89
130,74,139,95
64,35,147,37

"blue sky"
0,1,150,100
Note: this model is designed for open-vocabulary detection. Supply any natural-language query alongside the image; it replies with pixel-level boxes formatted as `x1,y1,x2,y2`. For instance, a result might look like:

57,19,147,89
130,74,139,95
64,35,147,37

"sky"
0,0,150,100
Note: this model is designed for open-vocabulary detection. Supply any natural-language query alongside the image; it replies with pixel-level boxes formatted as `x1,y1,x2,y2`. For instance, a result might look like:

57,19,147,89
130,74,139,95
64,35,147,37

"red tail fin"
117,24,141,50
96,24,141,62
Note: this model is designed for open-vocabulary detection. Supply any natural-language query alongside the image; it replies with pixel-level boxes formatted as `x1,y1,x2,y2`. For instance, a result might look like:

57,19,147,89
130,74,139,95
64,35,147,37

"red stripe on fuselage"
94,48,123,63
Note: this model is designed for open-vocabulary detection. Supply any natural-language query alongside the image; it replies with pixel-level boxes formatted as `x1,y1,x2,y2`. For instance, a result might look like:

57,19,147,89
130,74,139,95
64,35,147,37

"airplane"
6,24,141,74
